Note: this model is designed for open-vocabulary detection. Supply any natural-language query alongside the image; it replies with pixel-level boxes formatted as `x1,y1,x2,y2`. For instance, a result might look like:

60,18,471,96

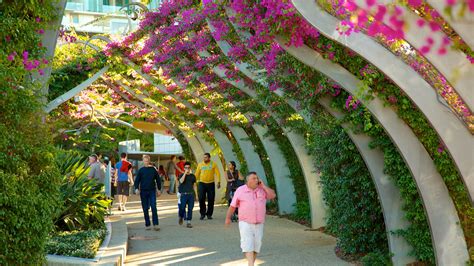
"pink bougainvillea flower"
429,21,441,31
22,51,29,60
374,5,387,21
7,52,16,61
35,17,41,23
408,0,422,7
5,35,11,42
468,0,474,12
446,0,457,6
416,19,425,27
420,46,431,54
37,29,45,34
366,0,376,7
343,0,358,11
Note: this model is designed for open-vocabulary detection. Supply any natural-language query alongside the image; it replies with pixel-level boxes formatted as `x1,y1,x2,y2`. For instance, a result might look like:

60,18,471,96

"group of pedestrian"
109,151,275,266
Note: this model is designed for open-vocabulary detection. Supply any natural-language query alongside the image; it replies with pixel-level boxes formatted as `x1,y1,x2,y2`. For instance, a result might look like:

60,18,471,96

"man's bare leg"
117,195,123,209
245,252,255,266
253,252,257,263
122,195,128,210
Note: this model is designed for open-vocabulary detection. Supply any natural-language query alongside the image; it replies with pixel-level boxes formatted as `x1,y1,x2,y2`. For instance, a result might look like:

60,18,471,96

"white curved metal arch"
352,0,474,112
278,39,468,264
291,0,474,206
425,0,474,50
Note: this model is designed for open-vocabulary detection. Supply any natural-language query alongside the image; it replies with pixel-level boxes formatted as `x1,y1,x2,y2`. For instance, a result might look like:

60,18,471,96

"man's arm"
225,206,236,225
225,190,239,225
213,163,221,187
193,181,198,199
261,182,276,200
114,166,118,185
134,170,141,190
179,173,186,183
195,163,201,182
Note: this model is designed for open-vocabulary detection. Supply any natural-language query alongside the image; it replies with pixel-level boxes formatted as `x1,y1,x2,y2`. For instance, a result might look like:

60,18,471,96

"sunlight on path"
113,194,349,265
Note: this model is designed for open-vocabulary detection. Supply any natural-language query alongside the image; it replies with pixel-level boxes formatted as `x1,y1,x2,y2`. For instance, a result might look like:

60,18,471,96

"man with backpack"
115,153,133,211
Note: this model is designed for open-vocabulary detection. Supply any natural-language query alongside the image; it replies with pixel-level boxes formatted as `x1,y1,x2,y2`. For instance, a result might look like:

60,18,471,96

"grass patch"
46,227,107,259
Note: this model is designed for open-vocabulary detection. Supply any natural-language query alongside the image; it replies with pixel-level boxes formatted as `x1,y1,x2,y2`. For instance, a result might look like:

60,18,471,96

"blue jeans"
140,190,159,226
168,174,176,193
179,193,195,221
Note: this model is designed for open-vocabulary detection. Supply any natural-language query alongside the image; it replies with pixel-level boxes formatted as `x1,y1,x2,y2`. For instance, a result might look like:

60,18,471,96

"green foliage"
290,201,311,223
307,109,388,257
242,126,276,190
310,37,474,257
361,252,392,266
46,227,107,258
51,115,155,157
174,130,196,166
0,1,61,264
226,128,248,174
49,38,107,101
53,150,111,231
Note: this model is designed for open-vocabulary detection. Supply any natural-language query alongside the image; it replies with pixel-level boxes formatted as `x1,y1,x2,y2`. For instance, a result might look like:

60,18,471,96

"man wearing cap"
225,172,276,266
88,154,105,184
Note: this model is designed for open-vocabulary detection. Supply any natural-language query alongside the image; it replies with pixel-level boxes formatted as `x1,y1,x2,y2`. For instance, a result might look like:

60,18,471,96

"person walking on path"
225,172,276,266
166,155,183,194
114,153,132,211
226,161,245,222
176,156,186,179
88,154,105,184
178,162,197,228
195,152,221,220
134,155,162,231
225,161,244,203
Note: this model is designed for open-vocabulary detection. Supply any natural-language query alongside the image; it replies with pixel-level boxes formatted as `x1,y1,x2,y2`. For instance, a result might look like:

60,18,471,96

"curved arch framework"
317,97,414,265
44,2,474,265
291,0,474,205
210,23,413,259
278,39,468,263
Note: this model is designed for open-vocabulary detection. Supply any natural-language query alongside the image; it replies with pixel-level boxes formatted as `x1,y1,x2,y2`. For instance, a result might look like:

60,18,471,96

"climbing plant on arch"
102,0,474,264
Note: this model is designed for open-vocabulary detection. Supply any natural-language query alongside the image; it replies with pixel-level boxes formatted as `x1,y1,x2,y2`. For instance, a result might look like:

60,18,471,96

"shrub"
53,150,111,231
46,227,107,258
361,252,392,266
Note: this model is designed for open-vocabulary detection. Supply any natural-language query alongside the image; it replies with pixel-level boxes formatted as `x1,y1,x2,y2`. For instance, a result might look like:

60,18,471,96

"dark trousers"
140,190,159,226
179,193,195,220
198,182,215,217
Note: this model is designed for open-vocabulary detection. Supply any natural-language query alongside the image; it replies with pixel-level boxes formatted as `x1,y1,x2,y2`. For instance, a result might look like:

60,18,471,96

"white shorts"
239,221,264,253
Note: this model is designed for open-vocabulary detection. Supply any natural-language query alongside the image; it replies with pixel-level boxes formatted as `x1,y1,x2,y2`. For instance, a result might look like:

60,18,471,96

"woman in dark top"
225,161,244,202
226,161,244,222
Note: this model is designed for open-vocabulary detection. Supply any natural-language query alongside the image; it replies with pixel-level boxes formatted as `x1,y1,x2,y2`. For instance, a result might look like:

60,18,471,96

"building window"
72,14,79,23
103,0,129,6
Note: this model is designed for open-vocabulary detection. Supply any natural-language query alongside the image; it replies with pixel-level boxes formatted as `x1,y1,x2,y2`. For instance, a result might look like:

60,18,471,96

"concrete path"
112,193,349,265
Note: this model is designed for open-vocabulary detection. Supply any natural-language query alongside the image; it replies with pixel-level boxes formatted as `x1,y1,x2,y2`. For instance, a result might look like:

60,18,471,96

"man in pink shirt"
225,171,276,266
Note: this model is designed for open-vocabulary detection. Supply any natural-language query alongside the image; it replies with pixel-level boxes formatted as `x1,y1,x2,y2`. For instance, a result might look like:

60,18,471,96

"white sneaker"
122,205,126,211
145,226,151,230
153,225,160,231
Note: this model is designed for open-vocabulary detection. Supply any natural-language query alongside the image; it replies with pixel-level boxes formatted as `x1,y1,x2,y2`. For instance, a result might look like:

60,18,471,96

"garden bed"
46,227,107,259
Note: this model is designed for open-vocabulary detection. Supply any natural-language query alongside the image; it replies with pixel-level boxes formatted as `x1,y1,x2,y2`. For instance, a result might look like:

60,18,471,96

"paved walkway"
112,193,350,265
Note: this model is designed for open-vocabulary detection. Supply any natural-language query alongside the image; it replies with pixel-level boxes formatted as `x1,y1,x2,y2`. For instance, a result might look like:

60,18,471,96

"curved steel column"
279,40,468,264
292,0,474,204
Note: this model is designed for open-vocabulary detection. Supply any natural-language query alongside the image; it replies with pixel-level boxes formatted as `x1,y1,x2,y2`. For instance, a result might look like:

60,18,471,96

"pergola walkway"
112,193,349,265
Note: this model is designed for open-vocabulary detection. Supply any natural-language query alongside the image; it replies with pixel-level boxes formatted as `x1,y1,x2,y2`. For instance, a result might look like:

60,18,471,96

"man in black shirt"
134,155,162,231
178,162,197,228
